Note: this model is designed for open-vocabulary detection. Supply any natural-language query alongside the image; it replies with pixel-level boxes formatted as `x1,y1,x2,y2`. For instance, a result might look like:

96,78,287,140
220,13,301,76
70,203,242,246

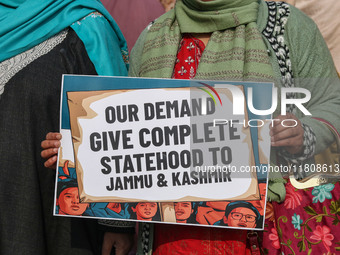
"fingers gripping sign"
41,132,62,169
270,113,304,155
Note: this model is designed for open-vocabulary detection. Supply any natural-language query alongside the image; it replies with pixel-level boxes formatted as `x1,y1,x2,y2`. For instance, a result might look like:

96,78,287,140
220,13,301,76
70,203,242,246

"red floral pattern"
172,34,205,79
310,225,334,252
283,182,302,210
263,181,340,255
268,227,281,249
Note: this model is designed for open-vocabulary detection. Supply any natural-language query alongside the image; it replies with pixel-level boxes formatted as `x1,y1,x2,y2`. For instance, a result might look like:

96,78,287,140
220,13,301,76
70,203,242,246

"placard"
54,75,272,230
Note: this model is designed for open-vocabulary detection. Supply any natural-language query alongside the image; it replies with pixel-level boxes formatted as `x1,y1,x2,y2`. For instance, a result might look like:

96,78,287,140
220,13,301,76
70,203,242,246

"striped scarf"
139,0,274,81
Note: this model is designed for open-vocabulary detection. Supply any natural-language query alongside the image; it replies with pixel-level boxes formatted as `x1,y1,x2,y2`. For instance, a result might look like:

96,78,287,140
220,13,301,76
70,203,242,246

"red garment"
262,180,340,255
153,224,251,255
172,34,205,79
153,34,252,255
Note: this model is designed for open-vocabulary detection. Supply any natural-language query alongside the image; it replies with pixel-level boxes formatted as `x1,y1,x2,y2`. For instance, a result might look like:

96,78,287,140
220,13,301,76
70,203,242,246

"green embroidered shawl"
139,0,274,81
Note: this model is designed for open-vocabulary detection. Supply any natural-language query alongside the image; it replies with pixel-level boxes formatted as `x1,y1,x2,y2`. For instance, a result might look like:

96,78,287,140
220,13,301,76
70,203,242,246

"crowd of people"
1,0,339,255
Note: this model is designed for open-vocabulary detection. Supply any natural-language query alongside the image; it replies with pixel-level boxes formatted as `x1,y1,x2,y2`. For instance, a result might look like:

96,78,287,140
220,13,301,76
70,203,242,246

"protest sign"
54,75,272,230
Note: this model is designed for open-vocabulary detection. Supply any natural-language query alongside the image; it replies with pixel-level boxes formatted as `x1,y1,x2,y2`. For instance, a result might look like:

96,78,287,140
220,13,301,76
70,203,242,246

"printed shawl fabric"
138,0,274,81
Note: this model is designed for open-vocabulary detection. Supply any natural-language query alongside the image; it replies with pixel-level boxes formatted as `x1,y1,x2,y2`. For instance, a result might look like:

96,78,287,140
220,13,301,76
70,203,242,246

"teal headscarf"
0,0,128,75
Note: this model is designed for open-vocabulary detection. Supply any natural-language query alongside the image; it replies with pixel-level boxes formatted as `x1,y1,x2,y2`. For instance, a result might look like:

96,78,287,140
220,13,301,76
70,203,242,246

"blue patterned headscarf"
0,0,128,75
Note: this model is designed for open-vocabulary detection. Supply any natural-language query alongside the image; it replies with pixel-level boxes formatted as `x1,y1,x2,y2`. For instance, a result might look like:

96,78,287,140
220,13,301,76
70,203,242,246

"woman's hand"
41,132,62,169
270,113,304,155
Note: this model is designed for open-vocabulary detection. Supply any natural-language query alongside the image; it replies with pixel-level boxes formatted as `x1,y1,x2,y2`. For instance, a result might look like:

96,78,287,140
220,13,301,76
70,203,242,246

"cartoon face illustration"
132,202,158,221
174,202,193,223
224,207,257,228
57,187,88,216
222,201,260,228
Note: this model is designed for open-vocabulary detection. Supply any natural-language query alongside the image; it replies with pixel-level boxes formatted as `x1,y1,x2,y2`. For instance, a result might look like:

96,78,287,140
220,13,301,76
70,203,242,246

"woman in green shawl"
128,0,340,254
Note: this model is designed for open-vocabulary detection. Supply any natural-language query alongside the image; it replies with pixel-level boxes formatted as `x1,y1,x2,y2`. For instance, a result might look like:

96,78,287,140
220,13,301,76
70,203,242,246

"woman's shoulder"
259,0,321,65
259,1,318,34
129,9,175,77
70,12,128,76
